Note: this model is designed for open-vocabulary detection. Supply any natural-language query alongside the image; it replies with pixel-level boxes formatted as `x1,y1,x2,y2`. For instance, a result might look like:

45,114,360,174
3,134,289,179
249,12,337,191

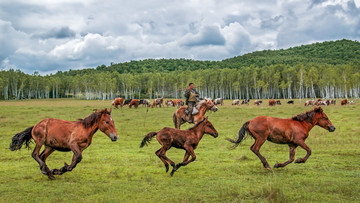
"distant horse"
276,100,281,105
254,100,262,106
226,107,335,171
241,99,250,104
232,99,240,105
314,99,323,106
152,98,164,108
304,100,314,106
173,99,218,129
112,97,124,108
165,100,174,107
269,99,276,106
287,100,294,104
172,99,185,107
142,99,151,107
9,108,118,180
213,98,224,106
140,117,218,176
124,99,132,105
330,99,336,105
129,99,139,108
341,99,348,105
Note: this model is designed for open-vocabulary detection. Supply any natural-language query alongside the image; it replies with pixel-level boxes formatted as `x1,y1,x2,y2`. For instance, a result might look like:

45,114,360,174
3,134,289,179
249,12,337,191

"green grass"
0,99,359,202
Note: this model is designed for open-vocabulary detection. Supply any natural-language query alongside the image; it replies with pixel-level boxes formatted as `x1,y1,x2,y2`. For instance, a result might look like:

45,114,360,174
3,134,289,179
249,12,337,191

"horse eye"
105,121,109,124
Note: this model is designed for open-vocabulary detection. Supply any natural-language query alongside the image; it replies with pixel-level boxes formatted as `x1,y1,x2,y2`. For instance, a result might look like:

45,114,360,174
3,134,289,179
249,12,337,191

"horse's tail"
140,132,157,148
173,112,178,128
226,121,250,149
9,126,34,151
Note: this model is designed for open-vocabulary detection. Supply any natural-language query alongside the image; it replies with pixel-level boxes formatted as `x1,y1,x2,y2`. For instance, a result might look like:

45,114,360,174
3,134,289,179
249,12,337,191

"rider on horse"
184,83,199,122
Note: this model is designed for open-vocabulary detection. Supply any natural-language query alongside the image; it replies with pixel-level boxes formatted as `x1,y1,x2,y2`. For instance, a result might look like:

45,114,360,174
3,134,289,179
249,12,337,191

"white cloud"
0,0,359,74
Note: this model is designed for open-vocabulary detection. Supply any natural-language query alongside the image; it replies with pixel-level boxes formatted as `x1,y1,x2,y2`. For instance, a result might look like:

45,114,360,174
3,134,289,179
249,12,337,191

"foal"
227,107,335,171
140,117,218,176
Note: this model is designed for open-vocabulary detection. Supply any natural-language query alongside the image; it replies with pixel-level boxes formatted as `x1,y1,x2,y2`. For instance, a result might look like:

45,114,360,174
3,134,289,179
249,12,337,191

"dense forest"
1,39,359,100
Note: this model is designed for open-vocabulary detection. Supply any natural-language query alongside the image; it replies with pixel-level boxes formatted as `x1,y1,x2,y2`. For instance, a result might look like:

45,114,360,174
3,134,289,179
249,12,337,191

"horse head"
313,107,336,132
98,108,119,141
204,98,218,112
202,117,218,137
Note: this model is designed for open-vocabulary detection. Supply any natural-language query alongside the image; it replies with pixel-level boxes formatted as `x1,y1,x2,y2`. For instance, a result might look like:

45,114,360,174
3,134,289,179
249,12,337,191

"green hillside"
223,39,360,68
59,39,360,76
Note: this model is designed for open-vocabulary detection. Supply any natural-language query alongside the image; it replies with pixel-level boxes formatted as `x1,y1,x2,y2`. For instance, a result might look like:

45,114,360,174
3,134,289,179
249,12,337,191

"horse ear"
109,108,112,114
314,107,322,113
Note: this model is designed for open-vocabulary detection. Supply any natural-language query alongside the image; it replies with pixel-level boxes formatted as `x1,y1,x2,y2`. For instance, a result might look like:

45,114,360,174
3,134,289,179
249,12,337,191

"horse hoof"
274,163,279,168
165,165,169,173
295,159,303,163
48,175,55,180
266,167,271,171
51,169,62,175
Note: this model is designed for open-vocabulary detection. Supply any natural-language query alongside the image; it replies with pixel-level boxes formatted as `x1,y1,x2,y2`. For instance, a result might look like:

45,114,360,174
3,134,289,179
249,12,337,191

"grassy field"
0,99,359,202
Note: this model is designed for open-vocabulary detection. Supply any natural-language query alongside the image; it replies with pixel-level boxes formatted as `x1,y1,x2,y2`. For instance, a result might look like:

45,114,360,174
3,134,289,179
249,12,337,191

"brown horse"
226,107,335,171
151,98,164,108
129,99,139,108
173,98,218,129
9,108,118,180
112,97,124,108
341,99,348,105
269,99,276,106
140,117,218,176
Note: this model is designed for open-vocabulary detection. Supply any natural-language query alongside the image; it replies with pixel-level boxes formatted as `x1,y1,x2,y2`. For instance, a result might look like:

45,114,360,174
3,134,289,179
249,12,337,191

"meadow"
0,99,359,202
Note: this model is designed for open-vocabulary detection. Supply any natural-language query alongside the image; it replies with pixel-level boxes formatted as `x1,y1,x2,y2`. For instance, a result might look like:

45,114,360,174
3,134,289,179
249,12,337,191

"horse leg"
250,138,271,171
158,146,176,173
59,146,83,174
295,141,311,164
274,144,297,168
155,148,169,173
171,147,196,176
32,143,54,179
40,146,55,162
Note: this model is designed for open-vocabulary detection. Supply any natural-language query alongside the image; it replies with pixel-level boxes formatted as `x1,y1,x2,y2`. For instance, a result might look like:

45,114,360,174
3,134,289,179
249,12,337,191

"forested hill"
59,39,360,76
222,39,360,68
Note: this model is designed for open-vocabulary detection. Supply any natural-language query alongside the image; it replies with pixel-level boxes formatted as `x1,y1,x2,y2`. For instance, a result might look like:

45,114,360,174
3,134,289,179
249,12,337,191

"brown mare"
10,108,118,180
226,107,335,171
173,98,218,129
140,117,218,176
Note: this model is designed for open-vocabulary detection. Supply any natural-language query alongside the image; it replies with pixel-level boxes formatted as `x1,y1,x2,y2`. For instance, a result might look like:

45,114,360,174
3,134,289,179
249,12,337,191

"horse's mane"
78,109,110,128
291,108,321,123
196,100,206,109
187,118,206,130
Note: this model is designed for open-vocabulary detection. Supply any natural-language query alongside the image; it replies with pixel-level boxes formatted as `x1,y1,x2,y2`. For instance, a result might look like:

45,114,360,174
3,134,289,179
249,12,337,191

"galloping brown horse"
10,108,118,180
226,107,335,171
173,98,218,129
140,117,218,176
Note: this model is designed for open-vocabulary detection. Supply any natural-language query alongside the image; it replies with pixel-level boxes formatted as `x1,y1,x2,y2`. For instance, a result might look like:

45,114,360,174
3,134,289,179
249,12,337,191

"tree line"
1,39,359,100
1,63,359,100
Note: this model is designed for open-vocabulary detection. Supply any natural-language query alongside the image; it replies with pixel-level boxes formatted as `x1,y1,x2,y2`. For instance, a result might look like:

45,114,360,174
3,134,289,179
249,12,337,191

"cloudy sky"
1,0,360,74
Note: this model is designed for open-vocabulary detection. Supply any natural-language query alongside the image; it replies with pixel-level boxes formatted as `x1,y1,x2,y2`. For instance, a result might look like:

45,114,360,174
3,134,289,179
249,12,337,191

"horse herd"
113,97,354,109
10,97,340,179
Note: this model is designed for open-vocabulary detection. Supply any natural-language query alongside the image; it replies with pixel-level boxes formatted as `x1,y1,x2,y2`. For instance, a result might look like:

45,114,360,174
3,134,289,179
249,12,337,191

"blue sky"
1,0,360,74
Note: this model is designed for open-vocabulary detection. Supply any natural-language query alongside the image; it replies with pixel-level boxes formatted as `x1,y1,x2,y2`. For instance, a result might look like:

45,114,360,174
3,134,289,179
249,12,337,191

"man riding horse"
184,83,199,122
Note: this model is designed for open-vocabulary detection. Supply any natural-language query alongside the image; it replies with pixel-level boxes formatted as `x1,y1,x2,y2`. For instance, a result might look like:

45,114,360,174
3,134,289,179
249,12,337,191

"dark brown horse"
173,98,218,129
226,107,335,171
140,117,218,176
10,108,118,180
